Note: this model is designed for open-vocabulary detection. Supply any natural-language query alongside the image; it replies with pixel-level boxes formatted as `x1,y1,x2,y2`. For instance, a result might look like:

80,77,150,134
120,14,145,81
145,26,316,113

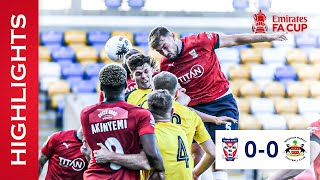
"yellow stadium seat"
100,48,122,65
229,65,251,80
75,46,98,62
240,48,262,64
297,65,320,81
111,31,134,45
50,94,64,109
239,114,262,130
264,82,285,98
240,82,261,97
48,80,70,97
235,98,250,114
310,82,320,98
309,48,320,64
287,82,309,98
172,32,180,39
274,98,298,114
250,42,272,48
148,49,163,62
229,80,250,97
284,114,309,130
286,48,308,65
39,46,51,62
64,30,87,45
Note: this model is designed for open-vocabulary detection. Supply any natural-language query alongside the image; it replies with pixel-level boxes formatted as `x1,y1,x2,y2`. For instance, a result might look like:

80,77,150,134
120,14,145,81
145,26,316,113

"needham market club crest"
284,137,307,162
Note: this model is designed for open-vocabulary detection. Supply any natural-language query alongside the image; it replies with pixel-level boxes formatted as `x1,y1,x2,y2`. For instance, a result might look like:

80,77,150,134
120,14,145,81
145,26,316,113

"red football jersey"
41,130,88,180
160,32,229,106
80,100,154,180
310,120,320,180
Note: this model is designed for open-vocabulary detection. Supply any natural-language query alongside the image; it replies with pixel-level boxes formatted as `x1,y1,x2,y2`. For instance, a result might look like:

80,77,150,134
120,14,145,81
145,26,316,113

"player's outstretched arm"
38,152,48,178
140,134,165,173
219,32,288,48
192,139,215,179
267,139,320,180
189,107,237,125
93,143,150,170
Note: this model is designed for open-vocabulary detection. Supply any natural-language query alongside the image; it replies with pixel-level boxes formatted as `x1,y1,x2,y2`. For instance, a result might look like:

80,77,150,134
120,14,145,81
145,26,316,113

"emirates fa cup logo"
252,10,268,33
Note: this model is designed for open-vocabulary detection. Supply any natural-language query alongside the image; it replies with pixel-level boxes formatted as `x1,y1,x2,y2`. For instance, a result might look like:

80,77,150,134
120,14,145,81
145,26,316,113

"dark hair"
99,64,127,91
147,89,173,116
126,53,157,72
153,71,178,95
148,26,170,49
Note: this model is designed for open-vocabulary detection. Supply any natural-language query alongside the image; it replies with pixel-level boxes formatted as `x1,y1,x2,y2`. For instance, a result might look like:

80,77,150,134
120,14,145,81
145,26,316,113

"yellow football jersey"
125,88,152,107
142,122,192,180
126,88,210,149
171,101,211,149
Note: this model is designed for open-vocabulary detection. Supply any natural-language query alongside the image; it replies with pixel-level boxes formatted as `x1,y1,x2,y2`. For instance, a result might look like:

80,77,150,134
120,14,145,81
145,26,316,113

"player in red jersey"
267,119,320,180
81,64,164,180
38,128,89,180
149,27,287,177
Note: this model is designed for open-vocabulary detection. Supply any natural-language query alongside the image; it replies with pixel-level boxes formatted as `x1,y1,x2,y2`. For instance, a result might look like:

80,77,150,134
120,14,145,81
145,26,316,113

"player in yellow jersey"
125,51,217,179
147,89,192,180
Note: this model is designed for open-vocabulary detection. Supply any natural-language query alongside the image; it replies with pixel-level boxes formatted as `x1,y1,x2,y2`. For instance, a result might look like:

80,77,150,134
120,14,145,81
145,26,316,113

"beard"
167,45,179,61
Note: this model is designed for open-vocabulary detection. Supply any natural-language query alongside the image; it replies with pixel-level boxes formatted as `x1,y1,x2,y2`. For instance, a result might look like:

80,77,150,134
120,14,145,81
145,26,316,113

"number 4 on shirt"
177,136,189,168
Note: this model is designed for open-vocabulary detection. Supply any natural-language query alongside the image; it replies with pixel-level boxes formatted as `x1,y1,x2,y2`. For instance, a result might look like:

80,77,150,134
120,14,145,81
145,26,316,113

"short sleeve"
41,132,60,158
198,32,220,51
193,112,211,144
137,110,155,136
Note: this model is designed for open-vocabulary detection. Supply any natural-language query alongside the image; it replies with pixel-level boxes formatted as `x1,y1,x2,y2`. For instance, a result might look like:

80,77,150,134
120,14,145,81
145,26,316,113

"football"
104,36,133,63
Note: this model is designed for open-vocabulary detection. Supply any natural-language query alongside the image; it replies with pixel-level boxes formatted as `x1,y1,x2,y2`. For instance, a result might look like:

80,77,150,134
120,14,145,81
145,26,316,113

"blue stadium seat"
52,46,75,62
128,0,144,9
105,0,122,9
41,31,64,45
251,64,275,88
71,80,96,93
275,66,297,83
66,76,83,88
233,0,249,10
298,98,320,115
180,32,195,38
257,0,271,10
134,32,149,46
295,33,318,48
85,63,105,78
61,63,84,79
45,44,63,52
87,31,111,45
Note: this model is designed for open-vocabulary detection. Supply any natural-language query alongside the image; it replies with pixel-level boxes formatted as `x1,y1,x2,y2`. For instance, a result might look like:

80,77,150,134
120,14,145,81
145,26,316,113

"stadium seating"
104,0,122,9
274,98,298,114
240,48,263,64
38,30,320,133
287,82,309,98
250,98,274,115
309,48,320,64
229,65,250,80
41,31,64,46
39,46,51,62
239,114,262,130
232,0,249,11
257,0,271,10
264,82,285,98
295,33,318,48
128,0,144,9
64,30,87,45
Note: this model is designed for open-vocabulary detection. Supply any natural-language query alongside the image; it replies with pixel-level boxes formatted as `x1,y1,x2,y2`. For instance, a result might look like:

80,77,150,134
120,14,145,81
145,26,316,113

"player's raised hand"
148,171,165,180
269,32,288,41
214,116,238,125
93,143,111,164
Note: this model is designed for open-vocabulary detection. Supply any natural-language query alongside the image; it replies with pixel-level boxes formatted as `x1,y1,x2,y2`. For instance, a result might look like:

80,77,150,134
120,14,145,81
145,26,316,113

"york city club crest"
222,138,238,161
252,9,268,33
